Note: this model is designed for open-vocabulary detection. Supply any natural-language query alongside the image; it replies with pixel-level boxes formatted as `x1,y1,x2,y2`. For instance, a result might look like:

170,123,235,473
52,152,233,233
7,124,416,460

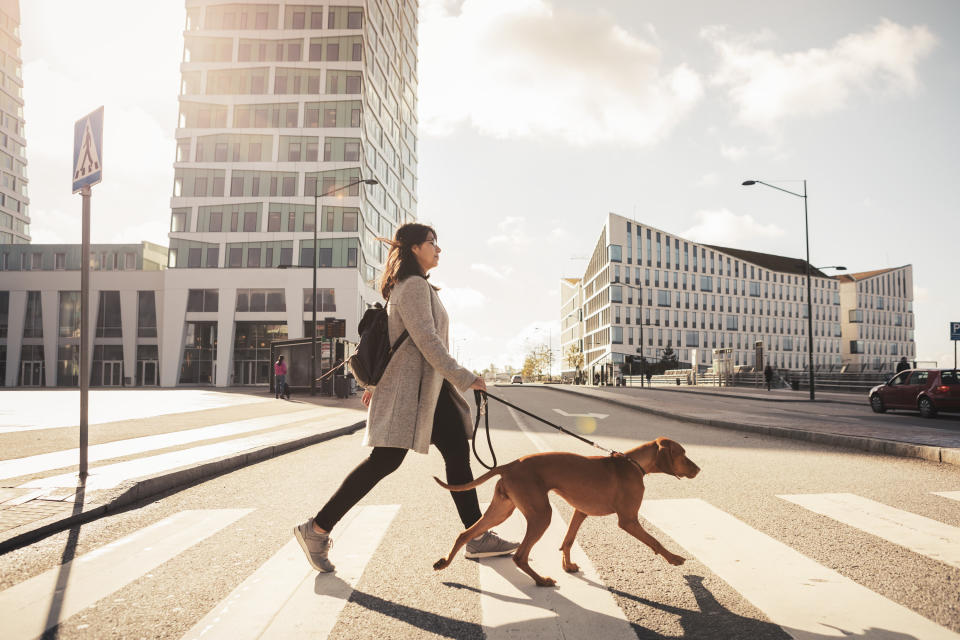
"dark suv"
869,369,960,418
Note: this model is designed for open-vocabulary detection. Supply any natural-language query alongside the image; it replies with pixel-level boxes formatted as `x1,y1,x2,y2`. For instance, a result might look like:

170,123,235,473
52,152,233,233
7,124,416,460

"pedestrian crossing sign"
72,106,104,193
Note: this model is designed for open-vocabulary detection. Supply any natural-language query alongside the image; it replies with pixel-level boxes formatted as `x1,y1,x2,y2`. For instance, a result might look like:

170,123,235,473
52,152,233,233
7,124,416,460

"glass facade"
91,344,124,386
180,321,217,384
96,291,122,337
233,322,287,384
18,344,44,386
57,344,79,387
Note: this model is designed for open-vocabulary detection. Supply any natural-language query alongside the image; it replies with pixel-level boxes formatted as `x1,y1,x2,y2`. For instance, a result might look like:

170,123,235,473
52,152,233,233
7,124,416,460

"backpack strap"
389,329,409,354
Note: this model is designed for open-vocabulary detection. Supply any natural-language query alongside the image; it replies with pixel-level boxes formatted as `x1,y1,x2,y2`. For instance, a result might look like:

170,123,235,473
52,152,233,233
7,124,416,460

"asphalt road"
1,386,959,639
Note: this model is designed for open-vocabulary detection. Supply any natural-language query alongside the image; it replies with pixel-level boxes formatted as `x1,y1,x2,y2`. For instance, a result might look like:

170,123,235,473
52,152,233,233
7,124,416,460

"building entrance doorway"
101,361,123,386
20,360,44,386
234,359,269,385
138,360,158,386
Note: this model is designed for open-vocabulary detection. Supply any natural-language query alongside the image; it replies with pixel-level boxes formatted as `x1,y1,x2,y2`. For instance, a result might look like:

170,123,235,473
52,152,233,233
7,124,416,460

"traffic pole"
79,185,91,478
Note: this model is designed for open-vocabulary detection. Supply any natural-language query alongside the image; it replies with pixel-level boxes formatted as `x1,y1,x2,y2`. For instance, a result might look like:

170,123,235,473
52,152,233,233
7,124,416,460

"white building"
0,0,29,245
0,0,420,388
837,266,915,371
561,213,875,382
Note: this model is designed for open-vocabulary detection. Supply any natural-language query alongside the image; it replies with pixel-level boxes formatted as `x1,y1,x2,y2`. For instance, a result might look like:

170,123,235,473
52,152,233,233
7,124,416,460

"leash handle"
472,390,497,470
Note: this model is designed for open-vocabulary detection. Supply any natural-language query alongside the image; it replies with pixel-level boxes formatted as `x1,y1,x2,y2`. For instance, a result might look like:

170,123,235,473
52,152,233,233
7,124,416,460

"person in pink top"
274,355,288,399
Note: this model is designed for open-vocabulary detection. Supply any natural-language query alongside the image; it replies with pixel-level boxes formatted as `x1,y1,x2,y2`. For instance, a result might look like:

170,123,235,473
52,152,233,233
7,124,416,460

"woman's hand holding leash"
469,377,487,392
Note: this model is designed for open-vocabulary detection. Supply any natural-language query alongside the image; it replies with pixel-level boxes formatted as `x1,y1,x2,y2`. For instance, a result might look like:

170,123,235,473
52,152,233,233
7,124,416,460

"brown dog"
433,437,700,586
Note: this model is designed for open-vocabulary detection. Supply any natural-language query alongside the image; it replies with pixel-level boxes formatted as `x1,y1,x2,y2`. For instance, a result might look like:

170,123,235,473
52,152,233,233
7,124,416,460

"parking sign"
951,322,960,341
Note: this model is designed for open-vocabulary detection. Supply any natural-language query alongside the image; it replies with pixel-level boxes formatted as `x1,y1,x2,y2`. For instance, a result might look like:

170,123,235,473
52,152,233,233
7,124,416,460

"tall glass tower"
0,0,28,245
164,0,418,386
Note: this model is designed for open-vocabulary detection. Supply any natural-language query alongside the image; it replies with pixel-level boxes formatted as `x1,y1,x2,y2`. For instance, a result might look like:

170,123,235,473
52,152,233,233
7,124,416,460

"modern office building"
0,0,28,244
560,213,915,382
837,266,915,370
0,242,167,387
0,0,418,389
161,0,417,386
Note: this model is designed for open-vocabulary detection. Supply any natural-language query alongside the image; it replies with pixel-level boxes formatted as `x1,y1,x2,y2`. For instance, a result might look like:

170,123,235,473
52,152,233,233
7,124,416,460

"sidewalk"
0,389,367,554
538,384,960,466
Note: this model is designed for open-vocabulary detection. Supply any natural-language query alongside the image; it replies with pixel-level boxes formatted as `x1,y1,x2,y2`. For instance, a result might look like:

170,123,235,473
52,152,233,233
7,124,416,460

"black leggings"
315,384,482,532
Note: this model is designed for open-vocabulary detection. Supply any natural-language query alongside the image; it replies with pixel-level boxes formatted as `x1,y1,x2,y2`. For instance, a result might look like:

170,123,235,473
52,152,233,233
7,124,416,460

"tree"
522,344,550,381
565,344,584,372
661,343,679,372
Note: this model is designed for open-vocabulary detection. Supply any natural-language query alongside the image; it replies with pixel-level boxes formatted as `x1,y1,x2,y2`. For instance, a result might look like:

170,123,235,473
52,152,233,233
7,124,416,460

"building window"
23,291,43,338
188,247,202,268
55,253,66,270
609,245,622,262
186,289,219,312
58,291,82,338
612,326,623,344
138,291,158,337
206,247,219,268
229,247,243,267
96,291,123,337
243,211,258,232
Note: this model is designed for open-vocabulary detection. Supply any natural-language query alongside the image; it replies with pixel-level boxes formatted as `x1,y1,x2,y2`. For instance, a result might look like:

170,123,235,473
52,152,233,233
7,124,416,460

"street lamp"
310,177,379,395
742,179,823,400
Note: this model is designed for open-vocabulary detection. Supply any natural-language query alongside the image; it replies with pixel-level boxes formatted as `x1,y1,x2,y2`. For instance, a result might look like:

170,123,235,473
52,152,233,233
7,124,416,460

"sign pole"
79,185,91,477
73,105,103,480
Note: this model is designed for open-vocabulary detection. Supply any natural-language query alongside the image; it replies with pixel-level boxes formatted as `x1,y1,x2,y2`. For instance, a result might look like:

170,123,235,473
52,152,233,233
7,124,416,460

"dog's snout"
684,458,701,478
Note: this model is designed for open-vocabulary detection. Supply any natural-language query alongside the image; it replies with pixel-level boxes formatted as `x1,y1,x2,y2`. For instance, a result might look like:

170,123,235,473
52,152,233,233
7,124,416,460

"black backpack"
347,303,408,387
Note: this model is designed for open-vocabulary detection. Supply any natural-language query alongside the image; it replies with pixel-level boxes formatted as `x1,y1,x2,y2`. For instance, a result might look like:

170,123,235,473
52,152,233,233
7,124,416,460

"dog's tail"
434,467,503,492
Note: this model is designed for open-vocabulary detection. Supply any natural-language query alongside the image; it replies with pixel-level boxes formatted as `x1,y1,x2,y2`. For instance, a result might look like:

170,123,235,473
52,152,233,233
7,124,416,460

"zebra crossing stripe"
180,504,400,640
639,498,960,639
0,408,329,481
779,493,960,570
478,505,635,639
934,491,960,503
19,420,346,491
0,509,252,640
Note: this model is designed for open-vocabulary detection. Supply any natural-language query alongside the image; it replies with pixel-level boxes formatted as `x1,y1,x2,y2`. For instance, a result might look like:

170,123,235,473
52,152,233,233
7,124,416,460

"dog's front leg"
617,516,685,566
559,510,587,573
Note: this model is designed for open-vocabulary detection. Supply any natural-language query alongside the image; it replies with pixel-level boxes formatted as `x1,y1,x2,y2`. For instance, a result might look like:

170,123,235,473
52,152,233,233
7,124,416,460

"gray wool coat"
362,275,477,454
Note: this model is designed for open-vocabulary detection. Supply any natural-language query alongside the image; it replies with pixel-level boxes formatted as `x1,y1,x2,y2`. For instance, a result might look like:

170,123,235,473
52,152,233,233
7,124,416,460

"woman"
274,355,287,400
294,223,518,572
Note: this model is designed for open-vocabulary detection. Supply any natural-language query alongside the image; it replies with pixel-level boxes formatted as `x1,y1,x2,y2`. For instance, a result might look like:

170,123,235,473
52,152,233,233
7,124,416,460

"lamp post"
310,177,379,395
742,179,823,399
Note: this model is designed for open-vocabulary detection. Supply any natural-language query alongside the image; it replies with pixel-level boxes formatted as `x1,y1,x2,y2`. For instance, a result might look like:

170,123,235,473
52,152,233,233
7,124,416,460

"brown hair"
378,223,438,300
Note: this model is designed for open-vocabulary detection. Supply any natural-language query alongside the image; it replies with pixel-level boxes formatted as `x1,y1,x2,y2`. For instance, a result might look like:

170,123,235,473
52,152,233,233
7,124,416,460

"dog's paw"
535,576,557,587
433,558,450,571
563,562,580,573
665,554,685,566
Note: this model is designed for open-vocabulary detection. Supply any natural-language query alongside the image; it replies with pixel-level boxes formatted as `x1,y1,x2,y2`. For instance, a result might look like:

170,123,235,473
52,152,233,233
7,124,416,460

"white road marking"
0,389,268,433
0,509,251,640
779,493,960,570
20,414,361,491
0,409,331,480
934,491,960,503
477,506,635,640
552,409,609,420
180,504,399,640
640,498,960,639
506,407,552,453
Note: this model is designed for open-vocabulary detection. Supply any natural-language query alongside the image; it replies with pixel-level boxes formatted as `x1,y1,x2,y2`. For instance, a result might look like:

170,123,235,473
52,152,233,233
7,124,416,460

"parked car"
511,375,523,384
869,369,960,418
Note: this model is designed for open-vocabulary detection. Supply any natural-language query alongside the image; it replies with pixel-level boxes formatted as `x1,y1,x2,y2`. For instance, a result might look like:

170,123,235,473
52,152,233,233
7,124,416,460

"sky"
19,0,960,373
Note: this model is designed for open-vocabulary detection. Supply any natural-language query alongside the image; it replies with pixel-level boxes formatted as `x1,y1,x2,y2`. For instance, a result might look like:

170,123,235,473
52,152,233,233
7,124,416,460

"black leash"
471,389,646,476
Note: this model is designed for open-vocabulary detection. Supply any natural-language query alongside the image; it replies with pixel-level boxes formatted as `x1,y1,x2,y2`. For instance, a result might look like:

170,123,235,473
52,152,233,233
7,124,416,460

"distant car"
869,369,960,418
511,375,523,384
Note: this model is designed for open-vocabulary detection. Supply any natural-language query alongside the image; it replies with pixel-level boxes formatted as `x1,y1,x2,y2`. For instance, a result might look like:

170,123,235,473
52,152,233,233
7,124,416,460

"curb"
537,383,864,406
0,420,365,555
541,385,959,466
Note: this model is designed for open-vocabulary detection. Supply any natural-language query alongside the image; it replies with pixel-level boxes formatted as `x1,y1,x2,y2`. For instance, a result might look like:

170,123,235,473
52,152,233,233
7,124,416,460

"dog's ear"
655,438,675,474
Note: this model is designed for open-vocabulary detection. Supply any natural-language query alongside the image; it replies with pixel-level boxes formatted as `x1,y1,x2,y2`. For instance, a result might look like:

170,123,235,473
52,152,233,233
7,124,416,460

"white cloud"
419,0,703,146
487,216,531,247
695,172,719,187
471,263,513,279
435,284,487,314
681,209,785,246
703,19,937,128
720,145,748,160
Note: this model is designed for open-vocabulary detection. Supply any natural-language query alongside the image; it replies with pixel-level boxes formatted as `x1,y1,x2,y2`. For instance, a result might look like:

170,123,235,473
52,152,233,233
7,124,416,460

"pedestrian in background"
274,355,287,400
764,364,774,391
294,223,518,573
896,356,910,373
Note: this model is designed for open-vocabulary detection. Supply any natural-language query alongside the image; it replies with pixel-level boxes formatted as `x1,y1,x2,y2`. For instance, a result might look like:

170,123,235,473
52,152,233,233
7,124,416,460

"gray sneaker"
294,520,335,572
465,530,519,559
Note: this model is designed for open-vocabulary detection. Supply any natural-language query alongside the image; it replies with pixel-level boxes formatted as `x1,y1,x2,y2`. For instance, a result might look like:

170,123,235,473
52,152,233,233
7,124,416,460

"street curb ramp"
0,420,365,555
